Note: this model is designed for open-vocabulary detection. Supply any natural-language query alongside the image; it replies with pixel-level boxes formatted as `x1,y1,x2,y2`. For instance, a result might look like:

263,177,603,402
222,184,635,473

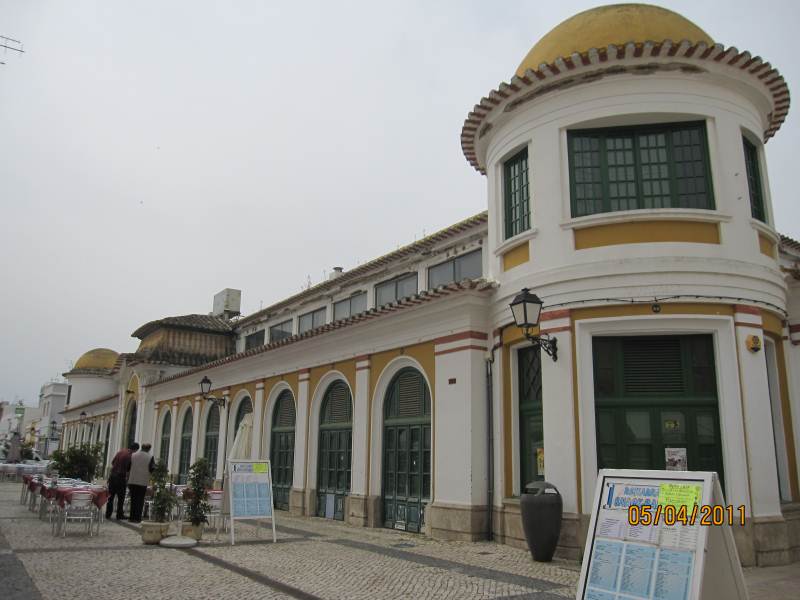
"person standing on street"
106,443,138,520
127,443,155,523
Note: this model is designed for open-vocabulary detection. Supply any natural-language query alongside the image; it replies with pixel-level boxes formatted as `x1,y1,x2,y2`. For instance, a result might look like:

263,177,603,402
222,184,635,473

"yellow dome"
516,4,714,77
74,348,119,370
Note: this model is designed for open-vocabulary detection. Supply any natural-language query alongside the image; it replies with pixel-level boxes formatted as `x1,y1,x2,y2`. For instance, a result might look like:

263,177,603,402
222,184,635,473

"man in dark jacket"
106,443,138,519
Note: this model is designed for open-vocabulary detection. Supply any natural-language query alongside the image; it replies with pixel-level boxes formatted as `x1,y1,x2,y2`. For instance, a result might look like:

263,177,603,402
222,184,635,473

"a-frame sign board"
576,469,747,600
227,459,277,545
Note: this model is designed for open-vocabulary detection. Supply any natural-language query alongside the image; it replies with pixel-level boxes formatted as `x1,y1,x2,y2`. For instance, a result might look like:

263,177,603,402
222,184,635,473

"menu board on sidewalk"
228,459,277,545
576,469,747,600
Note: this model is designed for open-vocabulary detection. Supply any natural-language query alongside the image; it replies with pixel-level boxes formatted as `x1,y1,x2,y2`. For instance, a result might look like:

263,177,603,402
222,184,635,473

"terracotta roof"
132,314,234,340
461,41,789,173
236,211,489,327
780,234,800,252
149,278,497,388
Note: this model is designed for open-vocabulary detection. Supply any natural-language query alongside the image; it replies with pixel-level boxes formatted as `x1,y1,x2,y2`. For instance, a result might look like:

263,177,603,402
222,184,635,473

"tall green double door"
516,334,724,494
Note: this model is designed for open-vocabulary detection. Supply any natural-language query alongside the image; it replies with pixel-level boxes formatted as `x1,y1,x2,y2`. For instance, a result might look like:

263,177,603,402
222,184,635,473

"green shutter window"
234,397,253,433
178,409,193,484
204,405,219,469
504,148,531,239
159,413,171,465
568,122,714,217
743,137,766,222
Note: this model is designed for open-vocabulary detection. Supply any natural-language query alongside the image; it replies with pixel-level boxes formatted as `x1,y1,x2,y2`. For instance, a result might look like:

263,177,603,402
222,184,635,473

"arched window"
270,390,296,510
317,380,352,520
178,409,193,484
103,422,111,468
159,412,171,465
234,397,253,434
125,402,137,449
204,405,220,471
382,368,431,533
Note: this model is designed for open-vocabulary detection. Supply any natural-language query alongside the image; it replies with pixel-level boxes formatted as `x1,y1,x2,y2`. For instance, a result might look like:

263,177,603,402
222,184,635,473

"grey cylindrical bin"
520,481,562,562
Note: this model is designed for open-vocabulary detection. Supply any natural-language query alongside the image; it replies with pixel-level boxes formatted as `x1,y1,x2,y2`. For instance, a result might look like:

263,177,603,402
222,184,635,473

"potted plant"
141,460,176,544
182,457,212,540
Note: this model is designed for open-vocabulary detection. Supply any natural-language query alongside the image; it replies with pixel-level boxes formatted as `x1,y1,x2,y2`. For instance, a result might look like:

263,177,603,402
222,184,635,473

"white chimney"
328,267,344,281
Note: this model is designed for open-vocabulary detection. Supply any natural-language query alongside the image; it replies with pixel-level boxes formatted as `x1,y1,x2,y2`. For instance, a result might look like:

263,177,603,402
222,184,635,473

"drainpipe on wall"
485,324,509,542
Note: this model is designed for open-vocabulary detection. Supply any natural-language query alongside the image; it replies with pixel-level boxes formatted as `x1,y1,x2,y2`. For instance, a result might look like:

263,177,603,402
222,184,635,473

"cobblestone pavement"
0,482,795,599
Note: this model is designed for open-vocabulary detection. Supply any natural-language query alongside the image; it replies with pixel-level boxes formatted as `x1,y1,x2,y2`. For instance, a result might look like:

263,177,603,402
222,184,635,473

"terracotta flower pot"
182,523,204,540
141,522,169,545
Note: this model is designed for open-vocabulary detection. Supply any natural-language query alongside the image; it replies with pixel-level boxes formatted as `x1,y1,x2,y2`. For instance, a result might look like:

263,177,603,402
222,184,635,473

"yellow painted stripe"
574,220,719,250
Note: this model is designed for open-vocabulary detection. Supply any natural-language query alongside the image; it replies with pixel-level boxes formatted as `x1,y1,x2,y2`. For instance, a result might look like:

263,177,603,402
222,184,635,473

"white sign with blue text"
228,459,277,545
576,469,747,600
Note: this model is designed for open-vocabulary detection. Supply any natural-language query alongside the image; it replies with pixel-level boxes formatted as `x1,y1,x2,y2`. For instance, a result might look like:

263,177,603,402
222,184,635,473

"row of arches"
152,366,432,530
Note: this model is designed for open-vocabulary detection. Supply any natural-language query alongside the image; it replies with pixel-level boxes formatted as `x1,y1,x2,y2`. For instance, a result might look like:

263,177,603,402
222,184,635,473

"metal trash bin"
520,481,563,562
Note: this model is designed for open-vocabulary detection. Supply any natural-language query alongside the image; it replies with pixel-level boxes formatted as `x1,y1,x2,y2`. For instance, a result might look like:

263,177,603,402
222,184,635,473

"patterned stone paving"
0,482,793,599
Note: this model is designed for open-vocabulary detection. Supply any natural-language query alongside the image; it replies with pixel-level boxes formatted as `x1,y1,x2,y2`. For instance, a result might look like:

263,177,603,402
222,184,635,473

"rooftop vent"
212,288,242,319
328,267,344,281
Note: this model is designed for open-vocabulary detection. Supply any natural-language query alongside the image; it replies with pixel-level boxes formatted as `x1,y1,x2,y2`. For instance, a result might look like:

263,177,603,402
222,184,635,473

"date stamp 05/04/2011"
627,504,746,527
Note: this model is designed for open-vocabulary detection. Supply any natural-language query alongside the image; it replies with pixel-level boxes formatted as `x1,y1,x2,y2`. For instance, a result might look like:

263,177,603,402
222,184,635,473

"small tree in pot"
182,457,212,540
141,460,176,544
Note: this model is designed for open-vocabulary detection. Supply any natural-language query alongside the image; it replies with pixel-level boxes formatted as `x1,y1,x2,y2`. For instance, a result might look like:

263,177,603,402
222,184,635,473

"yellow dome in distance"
74,348,119,370
515,3,714,77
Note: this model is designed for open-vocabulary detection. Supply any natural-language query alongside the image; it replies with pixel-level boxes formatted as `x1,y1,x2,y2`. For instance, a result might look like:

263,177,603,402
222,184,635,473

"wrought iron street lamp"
509,288,558,361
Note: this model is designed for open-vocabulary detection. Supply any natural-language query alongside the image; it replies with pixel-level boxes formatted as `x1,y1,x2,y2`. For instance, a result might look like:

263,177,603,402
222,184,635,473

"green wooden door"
383,368,431,532
594,335,724,485
316,381,352,520
270,390,295,511
518,346,544,489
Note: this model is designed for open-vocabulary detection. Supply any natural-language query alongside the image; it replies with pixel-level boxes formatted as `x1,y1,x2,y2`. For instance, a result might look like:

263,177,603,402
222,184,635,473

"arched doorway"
382,368,431,532
125,402,137,449
234,396,253,434
270,390,295,511
159,412,171,465
204,405,220,470
178,408,193,484
317,381,352,520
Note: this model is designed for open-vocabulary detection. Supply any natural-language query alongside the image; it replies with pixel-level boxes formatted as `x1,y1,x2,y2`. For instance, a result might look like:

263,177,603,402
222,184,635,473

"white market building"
58,4,800,567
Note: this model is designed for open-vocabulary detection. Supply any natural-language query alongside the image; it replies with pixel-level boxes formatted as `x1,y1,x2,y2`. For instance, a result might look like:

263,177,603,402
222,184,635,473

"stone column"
215,398,229,482
291,369,310,516
734,305,789,566
349,356,371,526
428,333,489,541
250,383,265,459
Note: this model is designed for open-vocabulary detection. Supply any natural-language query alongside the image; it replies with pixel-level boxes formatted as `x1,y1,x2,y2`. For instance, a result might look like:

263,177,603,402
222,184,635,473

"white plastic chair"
61,491,95,537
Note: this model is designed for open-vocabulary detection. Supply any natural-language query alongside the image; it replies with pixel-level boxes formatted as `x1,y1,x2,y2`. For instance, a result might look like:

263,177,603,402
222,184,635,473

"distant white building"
35,382,70,456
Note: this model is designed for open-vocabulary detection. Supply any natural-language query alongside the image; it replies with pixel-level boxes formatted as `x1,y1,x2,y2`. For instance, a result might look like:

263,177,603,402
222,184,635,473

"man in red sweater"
106,443,138,520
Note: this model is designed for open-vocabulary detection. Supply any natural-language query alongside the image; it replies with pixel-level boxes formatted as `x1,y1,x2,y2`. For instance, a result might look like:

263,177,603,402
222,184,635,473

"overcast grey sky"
1,1,797,406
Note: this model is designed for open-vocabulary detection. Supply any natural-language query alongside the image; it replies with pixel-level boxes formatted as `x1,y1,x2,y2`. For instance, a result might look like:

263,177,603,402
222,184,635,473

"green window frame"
298,307,326,334
245,330,265,350
178,409,193,484
333,292,367,321
504,148,530,239
742,137,766,222
269,319,293,342
159,413,171,465
204,405,220,469
427,249,483,289
234,397,253,433
568,121,715,217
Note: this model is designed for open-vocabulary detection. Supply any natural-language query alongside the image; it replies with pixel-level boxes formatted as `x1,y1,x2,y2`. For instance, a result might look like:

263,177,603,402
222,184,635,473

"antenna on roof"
0,35,24,65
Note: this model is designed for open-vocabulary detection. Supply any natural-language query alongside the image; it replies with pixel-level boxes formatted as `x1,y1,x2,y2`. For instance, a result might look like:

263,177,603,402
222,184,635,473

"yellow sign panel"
252,462,268,474
657,483,702,509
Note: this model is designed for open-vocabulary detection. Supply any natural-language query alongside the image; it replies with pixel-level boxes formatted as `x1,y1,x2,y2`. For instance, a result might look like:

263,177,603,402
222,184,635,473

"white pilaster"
216,399,229,480
735,308,782,517
294,370,310,489
189,397,201,465
351,357,370,497
167,401,178,475
250,384,265,459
